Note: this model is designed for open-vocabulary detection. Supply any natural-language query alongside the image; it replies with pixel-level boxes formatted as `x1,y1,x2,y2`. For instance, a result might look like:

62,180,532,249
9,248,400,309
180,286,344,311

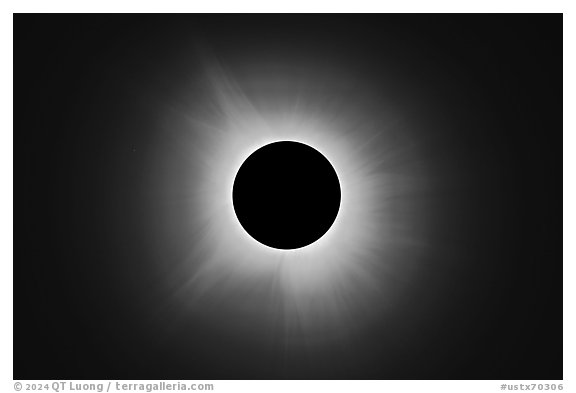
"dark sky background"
15,14,562,380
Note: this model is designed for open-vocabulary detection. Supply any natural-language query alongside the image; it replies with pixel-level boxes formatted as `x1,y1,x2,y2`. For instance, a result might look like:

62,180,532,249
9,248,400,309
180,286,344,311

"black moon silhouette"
232,141,341,250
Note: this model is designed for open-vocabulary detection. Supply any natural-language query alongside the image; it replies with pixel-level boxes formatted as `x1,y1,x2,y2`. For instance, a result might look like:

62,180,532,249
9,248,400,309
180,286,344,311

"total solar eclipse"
232,141,341,250
15,14,563,381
